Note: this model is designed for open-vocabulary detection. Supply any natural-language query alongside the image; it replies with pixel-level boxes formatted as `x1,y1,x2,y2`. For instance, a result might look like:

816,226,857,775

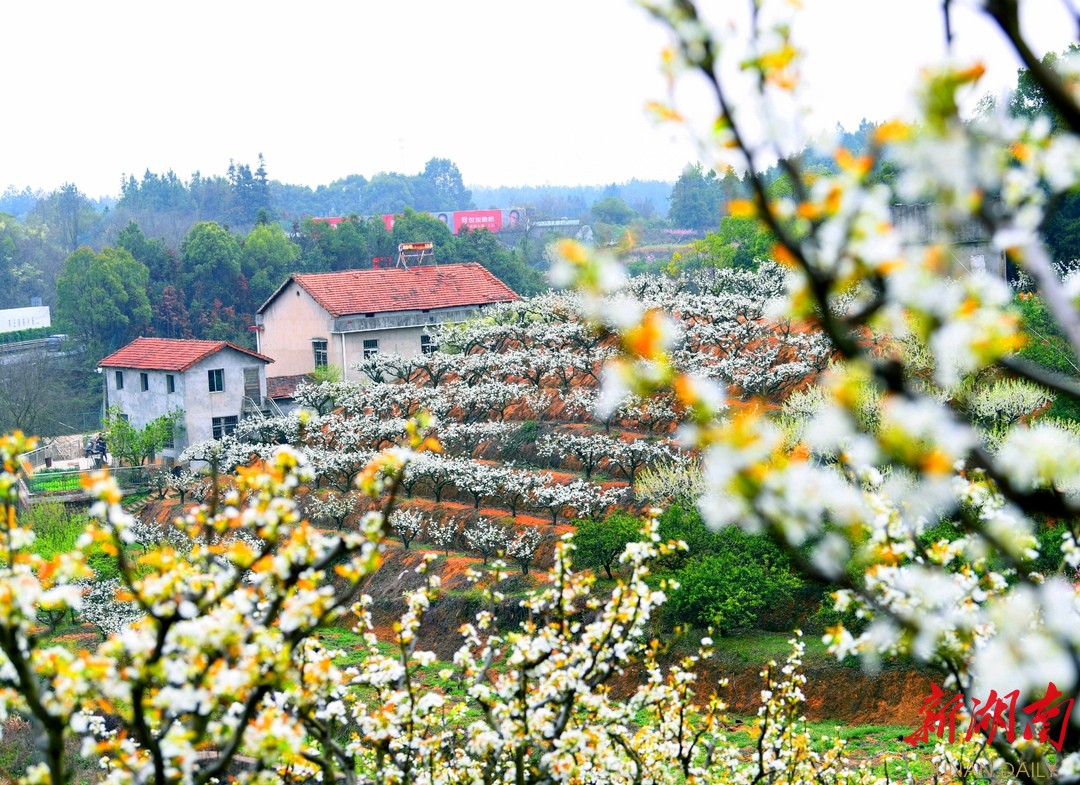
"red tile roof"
266,374,313,399
258,263,519,317
98,338,273,371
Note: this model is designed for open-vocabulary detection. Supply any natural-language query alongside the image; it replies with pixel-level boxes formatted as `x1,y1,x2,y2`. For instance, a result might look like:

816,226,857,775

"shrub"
666,528,803,635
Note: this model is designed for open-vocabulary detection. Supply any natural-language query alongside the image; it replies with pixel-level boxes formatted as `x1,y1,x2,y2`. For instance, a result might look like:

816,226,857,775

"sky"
3,1,1076,199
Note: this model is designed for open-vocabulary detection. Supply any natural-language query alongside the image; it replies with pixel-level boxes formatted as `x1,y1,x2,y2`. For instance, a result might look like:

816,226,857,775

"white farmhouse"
254,263,518,384
98,338,274,459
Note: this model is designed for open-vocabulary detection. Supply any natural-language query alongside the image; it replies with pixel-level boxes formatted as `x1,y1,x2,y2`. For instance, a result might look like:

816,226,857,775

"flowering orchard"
5,0,1080,782
1,432,895,785
549,0,1080,779
168,256,826,564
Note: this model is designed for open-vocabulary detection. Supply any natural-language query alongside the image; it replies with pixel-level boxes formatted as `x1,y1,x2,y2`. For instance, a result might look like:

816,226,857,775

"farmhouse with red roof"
255,263,518,382
98,338,273,458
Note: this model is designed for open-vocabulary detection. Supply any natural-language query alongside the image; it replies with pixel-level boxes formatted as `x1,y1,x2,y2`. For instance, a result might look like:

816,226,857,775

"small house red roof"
257,263,519,318
98,338,273,371
266,374,313,400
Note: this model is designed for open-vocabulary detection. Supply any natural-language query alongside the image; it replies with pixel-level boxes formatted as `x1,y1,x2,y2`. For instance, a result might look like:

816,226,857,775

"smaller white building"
98,338,274,460
0,306,50,334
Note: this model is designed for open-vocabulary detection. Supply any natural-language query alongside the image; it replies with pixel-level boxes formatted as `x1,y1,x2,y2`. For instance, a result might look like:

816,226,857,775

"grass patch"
26,501,120,581
698,631,833,667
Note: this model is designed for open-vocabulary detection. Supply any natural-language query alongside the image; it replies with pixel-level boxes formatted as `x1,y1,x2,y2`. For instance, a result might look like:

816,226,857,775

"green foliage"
55,245,152,356
103,405,183,466
180,221,243,313
1017,296,1080,375
1016,295,1080,422
572,513,642,579
311,365,341,384
447,226,544,296
590,196,638,226
24,502,117,581
1004,46,1080,266
26,502,83,561
676,217,775,270
0,326,51,344
668,163,724,230
1009,45,1079,132
1034,522,1069,576
667,537,803,635
418,158,473,211
661,510,803,635
241,223,300,305
655,503,717,566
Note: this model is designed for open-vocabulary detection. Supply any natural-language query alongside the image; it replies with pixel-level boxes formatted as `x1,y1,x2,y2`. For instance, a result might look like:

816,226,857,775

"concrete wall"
181,353,267,446
0,306,51,333
103,349,268,458
105,367,186,455
260,280,479,383
338,325,430,382
258,280,332,377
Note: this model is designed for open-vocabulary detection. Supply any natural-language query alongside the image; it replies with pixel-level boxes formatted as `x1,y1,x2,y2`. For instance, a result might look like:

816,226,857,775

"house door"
243,367,260,400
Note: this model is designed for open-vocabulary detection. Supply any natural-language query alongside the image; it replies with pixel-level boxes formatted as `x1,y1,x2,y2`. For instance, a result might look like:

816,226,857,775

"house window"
115,371,124,390
208,368,224,393
166,374,175,394
421,334,436,355
312,339,328,369
140,372,149,391
212,416,238,440
363,339,379,358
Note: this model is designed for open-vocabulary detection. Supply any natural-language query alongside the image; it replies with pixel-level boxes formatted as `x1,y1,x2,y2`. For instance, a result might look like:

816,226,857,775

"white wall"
181,352,267,445
103,348,268,458
0,306,50,334
339,326,430,381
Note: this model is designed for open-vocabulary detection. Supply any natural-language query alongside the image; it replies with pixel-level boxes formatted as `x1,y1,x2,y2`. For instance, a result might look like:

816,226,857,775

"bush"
666,527,803,635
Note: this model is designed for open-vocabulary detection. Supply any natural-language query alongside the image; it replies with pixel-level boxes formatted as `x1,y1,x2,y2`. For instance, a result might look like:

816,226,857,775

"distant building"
0,306,50,334
98,338,274,460
891,204,1006,278
255,263,518,383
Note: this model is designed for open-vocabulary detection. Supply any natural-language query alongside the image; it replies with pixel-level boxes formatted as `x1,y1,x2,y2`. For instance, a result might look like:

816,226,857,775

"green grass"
26,472,83,494
674,631,834,667
722,717,931,777
25,501,121,581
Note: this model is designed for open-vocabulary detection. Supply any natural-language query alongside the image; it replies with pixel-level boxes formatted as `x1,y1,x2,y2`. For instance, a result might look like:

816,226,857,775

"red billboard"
316,209,525,235
453,209,502,234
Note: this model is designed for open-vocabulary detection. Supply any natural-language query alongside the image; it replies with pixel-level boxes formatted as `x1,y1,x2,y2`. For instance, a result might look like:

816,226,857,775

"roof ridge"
98,337,273,371
258,263,518,317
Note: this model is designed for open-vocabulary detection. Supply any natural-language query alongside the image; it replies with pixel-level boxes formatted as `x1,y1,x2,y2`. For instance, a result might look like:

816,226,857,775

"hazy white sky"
3,1,1075,198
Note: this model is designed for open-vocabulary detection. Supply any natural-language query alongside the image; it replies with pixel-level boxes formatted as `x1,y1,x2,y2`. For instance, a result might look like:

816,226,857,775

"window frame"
115,370,124,390
312,338,328,369
208,368,225,393
166,374,176,394
363,338,379,359
420,334,436,355
140,372,149,392
212,415,238,440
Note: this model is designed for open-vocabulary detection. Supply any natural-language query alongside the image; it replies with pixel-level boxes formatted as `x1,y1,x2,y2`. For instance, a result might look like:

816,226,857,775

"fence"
20,435,87,469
